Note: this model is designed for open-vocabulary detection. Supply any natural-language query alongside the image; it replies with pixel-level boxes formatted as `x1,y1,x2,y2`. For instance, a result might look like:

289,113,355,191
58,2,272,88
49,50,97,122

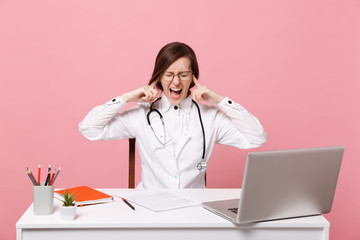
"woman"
79,42,267,188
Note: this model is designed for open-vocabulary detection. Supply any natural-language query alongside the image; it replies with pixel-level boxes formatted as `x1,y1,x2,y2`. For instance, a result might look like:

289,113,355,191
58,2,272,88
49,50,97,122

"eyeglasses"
161,71,193,81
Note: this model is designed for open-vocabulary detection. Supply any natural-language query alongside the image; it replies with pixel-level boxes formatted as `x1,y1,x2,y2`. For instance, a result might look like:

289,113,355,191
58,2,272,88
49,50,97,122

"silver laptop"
202,146,344,224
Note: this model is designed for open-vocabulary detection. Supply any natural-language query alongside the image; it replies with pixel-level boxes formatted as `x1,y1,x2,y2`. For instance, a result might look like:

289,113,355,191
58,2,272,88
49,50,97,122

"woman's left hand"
192,76,225,104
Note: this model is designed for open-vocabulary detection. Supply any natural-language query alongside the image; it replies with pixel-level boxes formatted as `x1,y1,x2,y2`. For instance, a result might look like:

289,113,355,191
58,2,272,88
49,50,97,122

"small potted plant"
60,190,77,220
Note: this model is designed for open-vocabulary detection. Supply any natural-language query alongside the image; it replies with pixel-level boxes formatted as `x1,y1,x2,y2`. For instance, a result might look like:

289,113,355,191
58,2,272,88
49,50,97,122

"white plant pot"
60,205,76,220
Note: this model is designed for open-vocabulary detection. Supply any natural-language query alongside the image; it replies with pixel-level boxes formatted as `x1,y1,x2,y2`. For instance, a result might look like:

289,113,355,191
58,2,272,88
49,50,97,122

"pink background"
1,0,359,239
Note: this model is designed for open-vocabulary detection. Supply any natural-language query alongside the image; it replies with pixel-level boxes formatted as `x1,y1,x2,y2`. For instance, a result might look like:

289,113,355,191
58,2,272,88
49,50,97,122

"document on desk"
115,190,200,212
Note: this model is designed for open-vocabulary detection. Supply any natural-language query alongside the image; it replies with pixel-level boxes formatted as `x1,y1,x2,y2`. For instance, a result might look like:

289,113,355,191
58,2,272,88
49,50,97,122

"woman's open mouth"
170,88,182,99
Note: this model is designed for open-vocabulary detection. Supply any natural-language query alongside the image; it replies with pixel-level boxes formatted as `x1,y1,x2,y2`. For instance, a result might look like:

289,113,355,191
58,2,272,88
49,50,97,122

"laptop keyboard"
228,208,238,214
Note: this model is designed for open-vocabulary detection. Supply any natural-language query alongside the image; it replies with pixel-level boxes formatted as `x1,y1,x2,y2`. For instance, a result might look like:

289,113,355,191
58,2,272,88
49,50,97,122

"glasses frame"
161,71,193,82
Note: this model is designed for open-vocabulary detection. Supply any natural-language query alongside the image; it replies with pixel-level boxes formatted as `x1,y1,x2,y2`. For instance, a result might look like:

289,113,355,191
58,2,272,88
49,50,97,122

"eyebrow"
164,70,192,74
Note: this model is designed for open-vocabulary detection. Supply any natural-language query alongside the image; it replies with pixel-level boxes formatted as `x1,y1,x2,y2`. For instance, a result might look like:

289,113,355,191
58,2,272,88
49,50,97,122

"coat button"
174,106,178,110
112,98,116,102
228,100,232,104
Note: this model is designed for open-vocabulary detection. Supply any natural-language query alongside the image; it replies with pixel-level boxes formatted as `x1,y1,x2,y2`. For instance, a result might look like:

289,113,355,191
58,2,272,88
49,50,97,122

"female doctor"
79,42,267,188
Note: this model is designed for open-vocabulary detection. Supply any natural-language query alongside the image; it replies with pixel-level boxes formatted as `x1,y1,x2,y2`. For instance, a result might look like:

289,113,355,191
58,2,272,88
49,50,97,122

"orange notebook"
55,186,114,206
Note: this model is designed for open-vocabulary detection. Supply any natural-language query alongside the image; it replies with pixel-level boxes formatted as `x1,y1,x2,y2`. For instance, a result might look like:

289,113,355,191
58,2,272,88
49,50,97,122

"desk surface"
17,188,329,229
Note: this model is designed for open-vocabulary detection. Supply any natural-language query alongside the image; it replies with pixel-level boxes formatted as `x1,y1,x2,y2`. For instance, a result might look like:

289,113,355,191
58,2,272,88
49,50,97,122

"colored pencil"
52,166,61,185
37,164,41,186
26,168,37,185
44,165,51,186
28,167,38,186
29,172,38,186
50,170,55,185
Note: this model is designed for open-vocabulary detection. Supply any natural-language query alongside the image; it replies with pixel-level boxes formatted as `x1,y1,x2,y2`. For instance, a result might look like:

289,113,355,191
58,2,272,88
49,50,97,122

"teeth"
171,88,182,92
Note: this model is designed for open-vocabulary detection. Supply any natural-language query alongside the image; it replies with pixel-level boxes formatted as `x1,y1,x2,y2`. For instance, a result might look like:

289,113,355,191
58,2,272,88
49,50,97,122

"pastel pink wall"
1,0,359,239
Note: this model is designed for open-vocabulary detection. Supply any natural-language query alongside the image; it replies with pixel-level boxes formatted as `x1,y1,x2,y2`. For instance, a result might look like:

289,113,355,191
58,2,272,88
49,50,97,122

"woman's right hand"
121,79,159,103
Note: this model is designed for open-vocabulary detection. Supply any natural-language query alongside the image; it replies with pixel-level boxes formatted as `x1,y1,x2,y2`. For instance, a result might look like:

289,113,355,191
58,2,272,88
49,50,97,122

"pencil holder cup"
33,182,54,215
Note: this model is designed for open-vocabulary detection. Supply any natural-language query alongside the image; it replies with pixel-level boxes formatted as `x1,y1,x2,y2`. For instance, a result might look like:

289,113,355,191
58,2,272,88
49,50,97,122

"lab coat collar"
159,95,193,114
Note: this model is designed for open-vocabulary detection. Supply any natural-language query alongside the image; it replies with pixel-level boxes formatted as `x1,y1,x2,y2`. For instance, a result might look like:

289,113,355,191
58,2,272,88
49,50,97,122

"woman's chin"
170,97,184,105
165,92,183,104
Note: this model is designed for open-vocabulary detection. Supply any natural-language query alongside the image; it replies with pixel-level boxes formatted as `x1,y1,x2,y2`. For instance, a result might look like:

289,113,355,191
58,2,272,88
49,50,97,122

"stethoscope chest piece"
197,160,207,172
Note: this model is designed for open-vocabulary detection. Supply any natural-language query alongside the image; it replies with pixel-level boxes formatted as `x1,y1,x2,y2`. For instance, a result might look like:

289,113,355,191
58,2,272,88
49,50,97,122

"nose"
172,75,181,85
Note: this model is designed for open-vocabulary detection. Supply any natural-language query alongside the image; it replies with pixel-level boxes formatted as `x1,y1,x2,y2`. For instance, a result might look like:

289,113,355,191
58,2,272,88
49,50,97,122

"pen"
52,166,61,185
26,168,37,185
122,198,135,211
37,164,41,186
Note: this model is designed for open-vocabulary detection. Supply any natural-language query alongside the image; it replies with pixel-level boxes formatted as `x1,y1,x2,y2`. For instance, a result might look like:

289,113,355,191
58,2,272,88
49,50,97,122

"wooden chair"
128,138,136,188
128,138,206,188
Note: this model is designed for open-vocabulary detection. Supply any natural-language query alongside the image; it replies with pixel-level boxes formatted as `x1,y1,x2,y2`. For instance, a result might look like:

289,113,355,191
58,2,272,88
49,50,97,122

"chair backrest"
128,138,206,188
128,138,136,188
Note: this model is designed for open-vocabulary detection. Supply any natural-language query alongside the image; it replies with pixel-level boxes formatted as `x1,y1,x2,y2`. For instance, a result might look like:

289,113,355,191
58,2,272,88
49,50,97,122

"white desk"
16,189,329,240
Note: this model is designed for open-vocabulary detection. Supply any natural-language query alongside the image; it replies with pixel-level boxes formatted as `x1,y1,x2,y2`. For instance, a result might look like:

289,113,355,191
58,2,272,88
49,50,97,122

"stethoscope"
146,98,207,172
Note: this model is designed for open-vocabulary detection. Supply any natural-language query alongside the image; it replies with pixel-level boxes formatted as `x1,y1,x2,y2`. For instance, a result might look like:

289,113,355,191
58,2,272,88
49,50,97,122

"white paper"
115,190,200,212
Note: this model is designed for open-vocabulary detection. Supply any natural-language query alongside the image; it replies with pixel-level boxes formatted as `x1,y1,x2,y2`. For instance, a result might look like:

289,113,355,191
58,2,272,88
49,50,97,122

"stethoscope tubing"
193,100,205,159
147,98,206,161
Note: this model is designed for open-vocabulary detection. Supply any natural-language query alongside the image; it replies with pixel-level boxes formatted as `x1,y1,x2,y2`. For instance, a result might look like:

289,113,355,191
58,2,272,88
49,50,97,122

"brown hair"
148,42,199,91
